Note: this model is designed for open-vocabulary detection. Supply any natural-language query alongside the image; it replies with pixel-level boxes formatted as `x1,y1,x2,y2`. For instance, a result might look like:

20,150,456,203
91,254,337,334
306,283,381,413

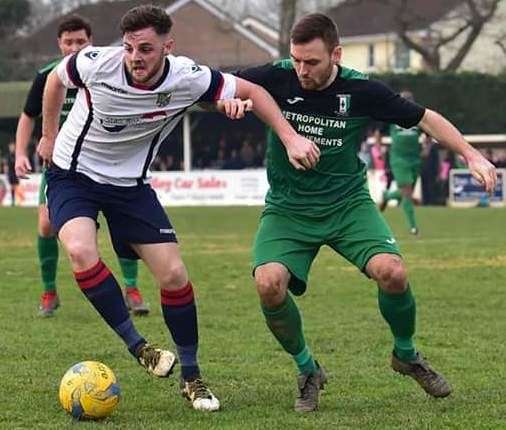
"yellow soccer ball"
59,361,120,420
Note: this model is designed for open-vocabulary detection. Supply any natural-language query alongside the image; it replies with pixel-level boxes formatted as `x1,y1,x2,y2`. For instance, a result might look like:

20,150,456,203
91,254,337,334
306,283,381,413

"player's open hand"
285,134,320,170
466,151,497,193
37,136,55,167
15,154,32,179
219,98,253,120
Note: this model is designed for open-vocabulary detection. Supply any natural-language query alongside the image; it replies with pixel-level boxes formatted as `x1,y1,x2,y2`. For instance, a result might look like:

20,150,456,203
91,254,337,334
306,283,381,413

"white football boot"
136,344,177,377
181,378,220,411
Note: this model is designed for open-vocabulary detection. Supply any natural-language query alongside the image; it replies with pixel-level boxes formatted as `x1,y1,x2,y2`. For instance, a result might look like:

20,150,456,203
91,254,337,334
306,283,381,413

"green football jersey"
23,58,77,126
237,61,425,217
389,123,421,164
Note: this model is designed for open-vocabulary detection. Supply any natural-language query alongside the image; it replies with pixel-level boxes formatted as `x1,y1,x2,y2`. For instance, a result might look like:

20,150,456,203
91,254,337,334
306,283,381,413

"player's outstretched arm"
419,109,497,193
37,70,66,165
234,77,320,170
15,113,35,178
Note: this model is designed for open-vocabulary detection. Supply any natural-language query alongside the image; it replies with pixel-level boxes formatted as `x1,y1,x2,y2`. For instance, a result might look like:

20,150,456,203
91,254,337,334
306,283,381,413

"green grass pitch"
1,206,505,429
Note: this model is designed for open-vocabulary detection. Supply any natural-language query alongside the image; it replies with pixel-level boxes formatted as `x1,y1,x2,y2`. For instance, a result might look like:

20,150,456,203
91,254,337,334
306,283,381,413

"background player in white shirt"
38,5,319,412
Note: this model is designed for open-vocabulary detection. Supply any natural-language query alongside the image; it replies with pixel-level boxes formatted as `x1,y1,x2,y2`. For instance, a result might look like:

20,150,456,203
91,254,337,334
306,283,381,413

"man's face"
58,29,91,56
290,38,341,91
123,27,173,85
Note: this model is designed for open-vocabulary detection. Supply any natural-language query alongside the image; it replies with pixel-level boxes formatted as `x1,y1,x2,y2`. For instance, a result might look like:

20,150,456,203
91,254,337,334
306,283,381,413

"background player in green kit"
379,90,423,235
237,13,496,412
15,15,149,317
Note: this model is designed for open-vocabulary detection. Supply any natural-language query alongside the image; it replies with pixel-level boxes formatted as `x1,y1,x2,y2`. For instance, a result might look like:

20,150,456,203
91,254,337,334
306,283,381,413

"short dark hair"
57,15,92,38
120,5,173,35
291,13,339,52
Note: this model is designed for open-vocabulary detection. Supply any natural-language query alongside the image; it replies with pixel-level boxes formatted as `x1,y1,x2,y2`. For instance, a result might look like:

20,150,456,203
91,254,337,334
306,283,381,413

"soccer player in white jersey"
38,5,320,412
15,15,150,318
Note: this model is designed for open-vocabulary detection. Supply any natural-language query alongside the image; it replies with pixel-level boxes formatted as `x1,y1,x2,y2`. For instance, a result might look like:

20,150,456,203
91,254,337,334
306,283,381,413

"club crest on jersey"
336,94,351,115
156,92,172,107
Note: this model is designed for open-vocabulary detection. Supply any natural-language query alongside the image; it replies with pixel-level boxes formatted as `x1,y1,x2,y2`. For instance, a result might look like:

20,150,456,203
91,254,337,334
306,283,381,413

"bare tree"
0,0,30,39
388,0,501,71
492,9,506,57
278,0,298,58
495,37,506,56
26,0,97,31
276,0,344,58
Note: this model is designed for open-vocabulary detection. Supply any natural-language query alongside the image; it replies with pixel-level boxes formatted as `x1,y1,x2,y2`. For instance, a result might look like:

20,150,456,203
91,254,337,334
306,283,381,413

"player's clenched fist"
15,154,32,179
285,135,320,170
37,136,55,166
466,151,497,194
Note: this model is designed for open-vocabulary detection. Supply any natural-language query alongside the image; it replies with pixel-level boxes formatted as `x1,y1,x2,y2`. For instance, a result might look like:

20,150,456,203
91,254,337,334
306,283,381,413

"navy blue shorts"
46,165,177,259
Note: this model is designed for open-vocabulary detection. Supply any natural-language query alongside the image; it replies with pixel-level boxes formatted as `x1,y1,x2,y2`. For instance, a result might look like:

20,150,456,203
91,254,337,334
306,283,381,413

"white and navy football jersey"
53,46,236,185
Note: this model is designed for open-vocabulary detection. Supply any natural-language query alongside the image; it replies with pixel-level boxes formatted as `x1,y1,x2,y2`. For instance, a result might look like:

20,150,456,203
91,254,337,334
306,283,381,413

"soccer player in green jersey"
237,13,496,412
15,15,149,317
379,90,423,235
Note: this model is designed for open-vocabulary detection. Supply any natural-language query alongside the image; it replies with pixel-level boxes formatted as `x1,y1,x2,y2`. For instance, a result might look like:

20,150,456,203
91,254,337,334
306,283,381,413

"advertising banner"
449,168,505,207
1,169,421,207
150,170,269,206
0,174,41,207
0,171,270,207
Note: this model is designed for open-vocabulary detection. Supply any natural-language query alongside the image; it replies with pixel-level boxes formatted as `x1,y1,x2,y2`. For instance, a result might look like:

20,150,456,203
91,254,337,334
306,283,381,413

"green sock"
385,189,402,202
37,236,58,292
262,294,317,375
378,285,417,362
401,197,417,230
118,258,138,288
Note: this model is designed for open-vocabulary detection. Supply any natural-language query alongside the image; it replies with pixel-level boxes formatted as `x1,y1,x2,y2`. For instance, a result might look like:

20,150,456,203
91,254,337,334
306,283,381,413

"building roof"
12,0,277,70
15,0,177,56
327,0,463,39
241,16,279,47
163,0,277,69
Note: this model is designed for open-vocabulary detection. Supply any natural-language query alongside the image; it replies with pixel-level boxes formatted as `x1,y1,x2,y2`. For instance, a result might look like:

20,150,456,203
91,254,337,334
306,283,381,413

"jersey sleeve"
365,80,425,128
195,66,236,102
56,46,101,88
23,71,48,118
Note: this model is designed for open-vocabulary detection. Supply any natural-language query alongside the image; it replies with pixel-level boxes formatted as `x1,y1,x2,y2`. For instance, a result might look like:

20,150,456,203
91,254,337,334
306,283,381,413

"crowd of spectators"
151,135,266,171
191,132,265,169
151,112,266,171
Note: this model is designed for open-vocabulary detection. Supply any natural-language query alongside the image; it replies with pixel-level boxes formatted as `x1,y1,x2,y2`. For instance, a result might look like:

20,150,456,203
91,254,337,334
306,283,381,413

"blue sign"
450,169,504,204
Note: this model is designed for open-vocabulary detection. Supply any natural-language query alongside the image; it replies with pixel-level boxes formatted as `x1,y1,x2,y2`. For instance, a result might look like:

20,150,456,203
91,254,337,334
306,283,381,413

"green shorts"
391,161,420,187
253,191,401,296
38,169,48,205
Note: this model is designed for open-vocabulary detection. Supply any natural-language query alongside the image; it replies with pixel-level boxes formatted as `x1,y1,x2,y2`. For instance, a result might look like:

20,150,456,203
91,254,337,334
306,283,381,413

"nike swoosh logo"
286,97,304,105
386,238,396,244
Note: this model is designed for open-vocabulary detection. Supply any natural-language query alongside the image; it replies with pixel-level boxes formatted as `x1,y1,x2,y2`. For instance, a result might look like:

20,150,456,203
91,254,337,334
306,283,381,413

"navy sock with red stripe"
161,281,200,381
74,260,145,356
